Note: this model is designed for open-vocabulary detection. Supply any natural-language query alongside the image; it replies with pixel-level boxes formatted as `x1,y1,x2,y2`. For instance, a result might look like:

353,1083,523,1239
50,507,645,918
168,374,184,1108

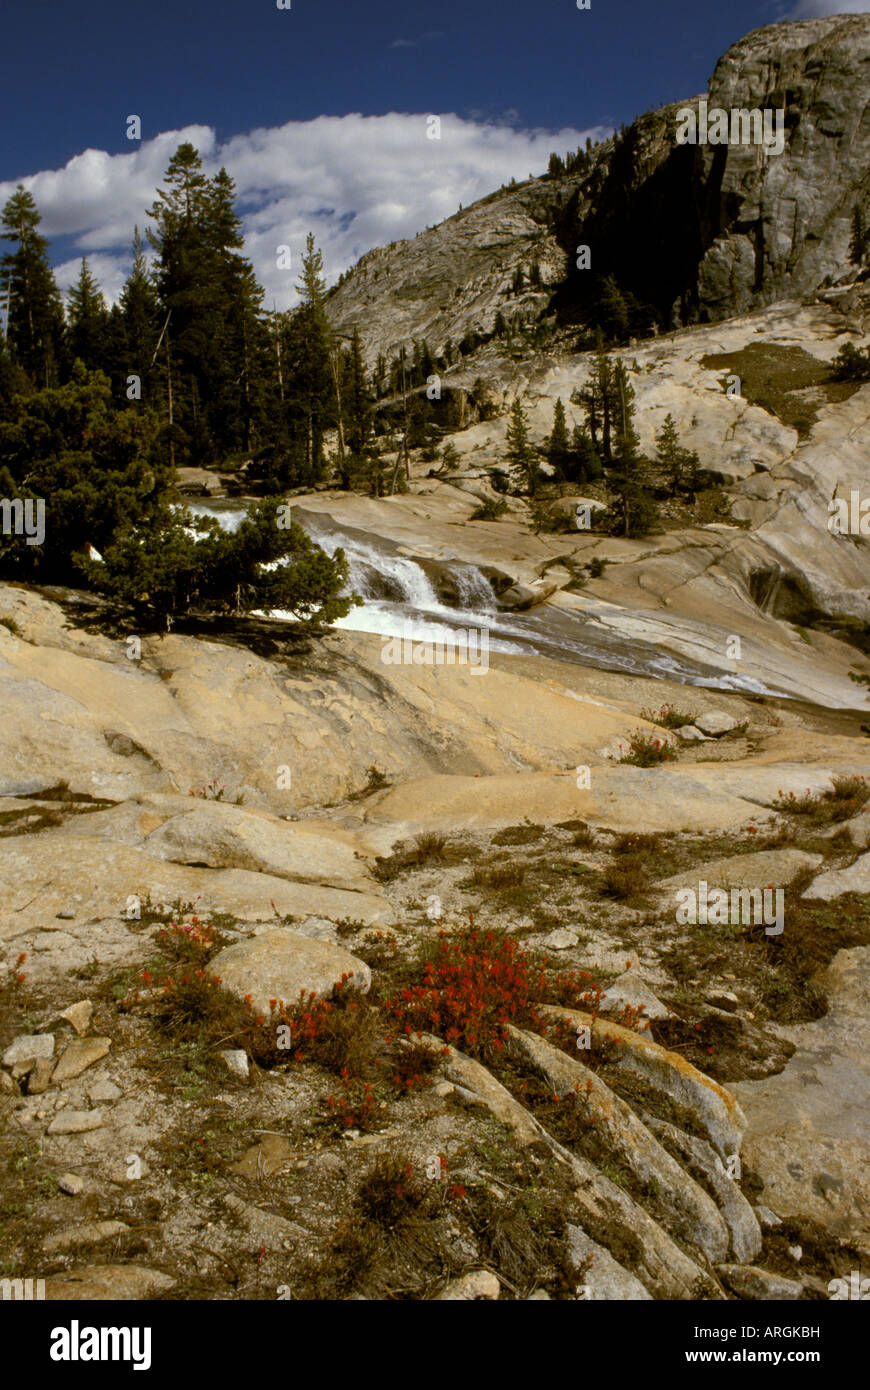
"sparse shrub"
759,822,796,849
152,968,243,1041
610,832,660,856
255,975,370,1068
291,992,381,1075
528,502,564,533
325,1074,378,1131
831,773,870,805
774,775,870,824
617,730,677,766
832,342,870,382
357,1155,423,1224
389,1037,441,1095
587,556,608,578
472,861,527,891
156,916,219,962
471,496,508,521
188,777,226,801
601,861,649,900
572,823,595,848
414,831,448,861
640,702,697,730
546,968,606,1012
826,825,855,852
774,788,821,816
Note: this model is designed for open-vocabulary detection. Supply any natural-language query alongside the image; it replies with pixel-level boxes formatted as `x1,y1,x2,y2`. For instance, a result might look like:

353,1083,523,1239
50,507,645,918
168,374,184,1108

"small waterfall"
452,563,496,613
188,500,787,695
318,531,441,608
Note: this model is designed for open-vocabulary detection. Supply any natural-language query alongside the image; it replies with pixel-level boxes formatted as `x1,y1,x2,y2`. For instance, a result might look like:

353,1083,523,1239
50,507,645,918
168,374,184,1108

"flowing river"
192,501,781,696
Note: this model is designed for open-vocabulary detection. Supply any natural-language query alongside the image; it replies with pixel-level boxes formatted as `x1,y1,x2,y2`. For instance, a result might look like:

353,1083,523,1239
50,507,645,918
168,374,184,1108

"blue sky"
0,0,858,308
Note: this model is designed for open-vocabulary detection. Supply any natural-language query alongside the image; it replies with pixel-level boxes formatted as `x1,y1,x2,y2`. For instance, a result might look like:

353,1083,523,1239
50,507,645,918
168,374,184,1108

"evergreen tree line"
503,348,703,538
547,142,596,180
0,143,384,494
0,143,361,627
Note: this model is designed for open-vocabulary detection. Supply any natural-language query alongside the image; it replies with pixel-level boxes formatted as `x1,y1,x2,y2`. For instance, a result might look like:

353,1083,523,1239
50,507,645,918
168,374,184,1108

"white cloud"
0,113,607,311
783,0,870,16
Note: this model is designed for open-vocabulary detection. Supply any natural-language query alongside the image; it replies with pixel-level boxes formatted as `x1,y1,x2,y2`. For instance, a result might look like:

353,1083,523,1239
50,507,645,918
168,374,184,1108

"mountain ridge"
327,15,870,364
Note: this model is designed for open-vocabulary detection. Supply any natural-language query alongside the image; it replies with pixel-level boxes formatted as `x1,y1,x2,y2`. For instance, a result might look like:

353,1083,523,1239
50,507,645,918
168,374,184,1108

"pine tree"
147,143,215,463
580,342,615,461
849,206,868,268
607,361,657,537
506,396,539,496
66,258,109,371
0,362,167,583
547,397,570,470
595,274,630,342
512,265,525,297
202,167,267,455
148,147,269,462
119,226,159,386
0,185,65,387
373,353,387,398
548,153,565,179
419,339,434,382
341,328,372,487
297,231,327,308
570,424,602,481
655,413,700,496
275,232,336,484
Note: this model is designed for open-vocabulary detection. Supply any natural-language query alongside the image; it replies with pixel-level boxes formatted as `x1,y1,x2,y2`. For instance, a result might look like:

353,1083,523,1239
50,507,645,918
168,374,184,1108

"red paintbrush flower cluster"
326,1075,376,1129
384,927,549,1054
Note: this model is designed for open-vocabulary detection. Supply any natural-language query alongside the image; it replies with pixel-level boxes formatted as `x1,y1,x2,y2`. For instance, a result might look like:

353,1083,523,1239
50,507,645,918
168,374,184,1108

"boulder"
0,836,393,941
144,801,373,891
821,807,870,849
658,848,822,893
539,928,579,951
497,581,559,611
566,1226,652,1301
436,1270,500,1300
806,853,870,900
2,1033,54,1074
542,1006,746,1158
546,497,607,530
717,1264,803,1301
51,1037,111,1083
598,970,674,1022
695,711,741,736
43,1265,175,1300
43,1221,129,1254
366,767,761,835
232,1134,295,1180
505,1025,731,1263
647,1116,762,1262
732,947,870,1236
59,1000,94,1036
27,1057,54,1094
47,1109,105,1134
422,1034,720,1299
209,929,371,1015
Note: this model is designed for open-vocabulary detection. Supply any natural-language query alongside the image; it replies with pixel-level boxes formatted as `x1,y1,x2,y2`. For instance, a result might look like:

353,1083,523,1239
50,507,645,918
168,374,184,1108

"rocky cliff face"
325,172,590,366
694,15,870,319
327,17,870,360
